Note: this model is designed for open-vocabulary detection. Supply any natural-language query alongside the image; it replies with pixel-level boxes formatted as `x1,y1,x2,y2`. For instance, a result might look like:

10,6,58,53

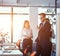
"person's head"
46,18,50,23
23,20,30,29
40,13,46,22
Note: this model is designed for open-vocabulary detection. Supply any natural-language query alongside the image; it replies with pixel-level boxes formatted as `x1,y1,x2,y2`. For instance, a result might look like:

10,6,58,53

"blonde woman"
21,20,33,56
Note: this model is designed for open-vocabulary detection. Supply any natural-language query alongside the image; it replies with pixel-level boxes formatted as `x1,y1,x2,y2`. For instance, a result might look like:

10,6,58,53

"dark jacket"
36,21,52,47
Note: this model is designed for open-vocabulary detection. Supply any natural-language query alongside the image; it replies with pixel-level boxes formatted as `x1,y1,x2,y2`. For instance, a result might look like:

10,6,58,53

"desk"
0,43,23,56
0,43,19,50
0,50,23,56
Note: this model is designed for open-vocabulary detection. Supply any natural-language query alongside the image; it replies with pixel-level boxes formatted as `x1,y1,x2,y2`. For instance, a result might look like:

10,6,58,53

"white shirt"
21,28,33,41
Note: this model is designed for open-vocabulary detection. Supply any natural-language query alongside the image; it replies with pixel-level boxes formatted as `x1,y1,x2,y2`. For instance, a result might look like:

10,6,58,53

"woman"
21,20,33,56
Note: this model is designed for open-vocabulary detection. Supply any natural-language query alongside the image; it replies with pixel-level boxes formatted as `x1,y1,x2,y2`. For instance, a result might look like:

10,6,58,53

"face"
40,15,46,22
25,22,29,28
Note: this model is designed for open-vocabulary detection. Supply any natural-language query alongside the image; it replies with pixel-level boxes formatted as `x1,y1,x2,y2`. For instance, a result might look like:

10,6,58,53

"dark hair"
40,13,46,17
46,18,50,23
46,18,50,21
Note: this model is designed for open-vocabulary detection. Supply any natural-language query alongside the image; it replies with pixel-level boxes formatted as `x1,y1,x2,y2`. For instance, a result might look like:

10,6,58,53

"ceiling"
0,0,60,7
20,0,60,7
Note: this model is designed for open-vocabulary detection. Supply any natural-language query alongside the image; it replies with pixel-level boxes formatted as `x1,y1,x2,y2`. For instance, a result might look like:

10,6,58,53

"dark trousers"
23,38,32,56
35,42,52,56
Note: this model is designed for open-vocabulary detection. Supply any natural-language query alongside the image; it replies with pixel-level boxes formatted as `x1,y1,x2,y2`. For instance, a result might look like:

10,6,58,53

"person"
46,18,55,39
21,20,33,56
35,13,52,56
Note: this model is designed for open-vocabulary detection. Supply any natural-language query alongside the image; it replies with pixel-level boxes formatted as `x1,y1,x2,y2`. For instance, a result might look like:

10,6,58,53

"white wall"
56,14,60,56
29,7,38,42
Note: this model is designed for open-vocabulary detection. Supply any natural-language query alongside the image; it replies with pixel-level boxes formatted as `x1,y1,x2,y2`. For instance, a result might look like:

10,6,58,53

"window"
0,7,29,43
13,7,30,42
13,15,29,42
0,7,11,42
57,8,60,14
13,7,29,14
38,7,55,25
38,8,55,14
0,7,11,13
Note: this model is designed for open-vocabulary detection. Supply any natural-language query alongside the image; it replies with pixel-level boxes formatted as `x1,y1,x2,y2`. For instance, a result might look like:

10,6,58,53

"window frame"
0,7,29,43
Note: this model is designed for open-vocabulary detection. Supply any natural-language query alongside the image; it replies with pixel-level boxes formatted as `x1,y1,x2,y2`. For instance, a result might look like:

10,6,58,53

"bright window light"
13,15,29,42
13,7,29,13
38,8,55,14
0,7,11,13
0,15,11,42
0,7,29,43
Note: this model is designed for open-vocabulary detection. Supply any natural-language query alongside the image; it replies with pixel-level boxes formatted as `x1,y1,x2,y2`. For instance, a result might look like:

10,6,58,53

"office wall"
29,7,38,42
56,14,60,56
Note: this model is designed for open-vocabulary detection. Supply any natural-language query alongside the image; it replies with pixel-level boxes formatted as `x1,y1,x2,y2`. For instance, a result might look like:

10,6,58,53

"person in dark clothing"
35,13,52,56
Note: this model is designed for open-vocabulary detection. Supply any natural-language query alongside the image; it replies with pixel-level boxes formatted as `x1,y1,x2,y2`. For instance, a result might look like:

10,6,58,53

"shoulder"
44,21,51,29
40,23,42,25
45,21,51,26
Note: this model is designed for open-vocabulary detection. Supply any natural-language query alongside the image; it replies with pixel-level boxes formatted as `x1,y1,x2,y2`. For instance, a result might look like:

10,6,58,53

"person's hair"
23,20,30,28
46,18,50,22
46,18,50,21
40,13,46,17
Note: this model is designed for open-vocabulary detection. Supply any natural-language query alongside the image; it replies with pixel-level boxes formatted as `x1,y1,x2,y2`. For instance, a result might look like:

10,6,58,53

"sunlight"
0,7,11,13
0,15,11,42
13,15,29,42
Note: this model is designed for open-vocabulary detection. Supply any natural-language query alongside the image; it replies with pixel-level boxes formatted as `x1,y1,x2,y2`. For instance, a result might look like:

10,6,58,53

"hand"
30,51,36,56
24,48,27,54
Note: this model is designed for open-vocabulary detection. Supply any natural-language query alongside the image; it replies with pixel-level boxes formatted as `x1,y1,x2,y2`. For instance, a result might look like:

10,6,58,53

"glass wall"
0,7,11,42
0,7,59,44
0,7,29,43
13,7,29,42
13,15,29,42
57,8,60,14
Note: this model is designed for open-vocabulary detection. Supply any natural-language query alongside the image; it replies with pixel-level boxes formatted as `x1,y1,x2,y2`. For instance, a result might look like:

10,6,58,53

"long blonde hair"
23,20,30,28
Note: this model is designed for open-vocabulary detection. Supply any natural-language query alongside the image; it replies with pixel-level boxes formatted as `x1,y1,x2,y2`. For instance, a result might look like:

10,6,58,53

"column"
29,7,38,42
56,14,60,56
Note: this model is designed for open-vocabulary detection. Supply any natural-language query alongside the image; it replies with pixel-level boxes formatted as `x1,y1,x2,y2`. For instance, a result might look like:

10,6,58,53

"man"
35,13,52,56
